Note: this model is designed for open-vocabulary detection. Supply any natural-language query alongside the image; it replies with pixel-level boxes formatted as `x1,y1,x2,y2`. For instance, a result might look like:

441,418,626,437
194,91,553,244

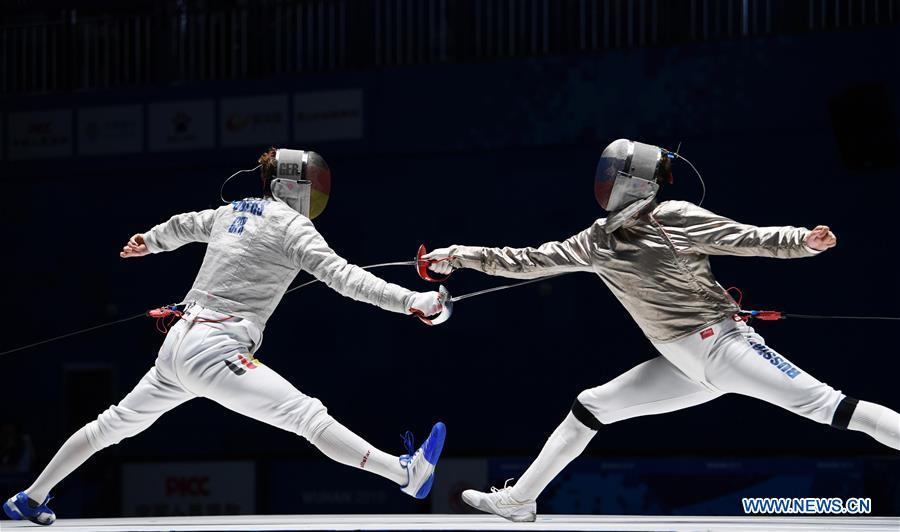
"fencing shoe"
3,492,56,526
462,479,536,522
399,421,446,499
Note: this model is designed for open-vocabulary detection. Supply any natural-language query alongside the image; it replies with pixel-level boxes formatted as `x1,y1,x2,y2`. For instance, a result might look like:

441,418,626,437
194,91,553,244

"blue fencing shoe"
399,421,446,499
3,492,56,526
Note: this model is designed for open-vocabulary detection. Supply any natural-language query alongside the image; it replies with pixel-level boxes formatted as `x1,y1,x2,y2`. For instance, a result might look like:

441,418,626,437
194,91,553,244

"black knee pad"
830,396,859,430
571,399,603,430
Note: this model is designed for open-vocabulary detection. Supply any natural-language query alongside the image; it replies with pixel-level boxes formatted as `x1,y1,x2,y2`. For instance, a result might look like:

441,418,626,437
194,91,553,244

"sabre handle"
416,244,454,283
413,285,454,326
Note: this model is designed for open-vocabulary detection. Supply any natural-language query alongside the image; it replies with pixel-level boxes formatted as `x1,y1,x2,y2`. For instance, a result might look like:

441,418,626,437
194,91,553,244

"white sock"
509,412,597,502
25,428,96,505
310,420,408,485
848,400,900,450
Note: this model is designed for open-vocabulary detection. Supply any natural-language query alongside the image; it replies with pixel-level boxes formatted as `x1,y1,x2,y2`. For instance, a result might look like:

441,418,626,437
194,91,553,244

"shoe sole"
414,473,435,499
413,422,447,499
423,422,446,465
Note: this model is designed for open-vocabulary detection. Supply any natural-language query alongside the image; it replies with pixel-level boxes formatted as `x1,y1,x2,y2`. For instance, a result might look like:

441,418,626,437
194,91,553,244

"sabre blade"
450,274,563,303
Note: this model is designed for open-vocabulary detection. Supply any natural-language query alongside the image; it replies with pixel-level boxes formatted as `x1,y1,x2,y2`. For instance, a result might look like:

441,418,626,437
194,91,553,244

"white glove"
422,247,456,275
408,291,444,317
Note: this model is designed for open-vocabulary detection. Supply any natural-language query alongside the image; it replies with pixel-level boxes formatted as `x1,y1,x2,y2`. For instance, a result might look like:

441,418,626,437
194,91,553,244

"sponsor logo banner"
149,100,215,152
122,461,255,517
221,94,288,147
8,109,73,160
78,105,143,155
293,89,363,142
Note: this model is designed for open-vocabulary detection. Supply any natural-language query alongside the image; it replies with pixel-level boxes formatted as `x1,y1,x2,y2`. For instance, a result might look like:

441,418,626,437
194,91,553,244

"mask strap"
220,164,262,204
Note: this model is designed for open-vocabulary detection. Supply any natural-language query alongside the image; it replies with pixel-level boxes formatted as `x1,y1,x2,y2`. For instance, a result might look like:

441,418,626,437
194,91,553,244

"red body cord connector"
147,306,183,333
146,305,233,334
726,287,786,322
737,309,785,322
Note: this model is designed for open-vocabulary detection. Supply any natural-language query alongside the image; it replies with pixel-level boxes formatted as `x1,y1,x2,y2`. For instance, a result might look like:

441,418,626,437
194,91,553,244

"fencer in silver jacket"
431,140,900,525
438,199,819,343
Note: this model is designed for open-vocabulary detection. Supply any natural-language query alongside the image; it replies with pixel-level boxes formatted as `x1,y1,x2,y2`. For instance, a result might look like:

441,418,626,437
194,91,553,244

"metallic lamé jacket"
448,200,819,343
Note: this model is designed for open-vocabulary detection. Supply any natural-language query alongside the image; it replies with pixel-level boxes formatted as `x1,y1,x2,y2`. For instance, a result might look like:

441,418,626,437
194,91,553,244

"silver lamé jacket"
143,198,415,335
447,200,820,343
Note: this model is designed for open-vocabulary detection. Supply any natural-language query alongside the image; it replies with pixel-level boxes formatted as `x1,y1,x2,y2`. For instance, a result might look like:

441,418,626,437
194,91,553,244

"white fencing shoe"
461,479,536,522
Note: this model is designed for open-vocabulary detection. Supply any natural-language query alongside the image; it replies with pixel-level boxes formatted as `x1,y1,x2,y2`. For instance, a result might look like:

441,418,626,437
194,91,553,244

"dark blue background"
2,23,899,516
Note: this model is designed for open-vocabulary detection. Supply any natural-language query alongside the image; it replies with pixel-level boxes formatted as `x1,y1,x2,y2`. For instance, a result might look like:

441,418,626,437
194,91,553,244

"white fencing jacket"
144,198,415,334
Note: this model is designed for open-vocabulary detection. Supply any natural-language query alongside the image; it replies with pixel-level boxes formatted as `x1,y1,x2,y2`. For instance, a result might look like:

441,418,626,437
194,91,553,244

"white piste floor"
2,514,898,531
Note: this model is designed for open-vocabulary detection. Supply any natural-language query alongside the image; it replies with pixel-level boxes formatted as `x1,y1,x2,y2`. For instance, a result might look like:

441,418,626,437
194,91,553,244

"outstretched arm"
125,209,220,257
424,224,600,280
120,209,218,259
676,203,835,258
285,216,439,315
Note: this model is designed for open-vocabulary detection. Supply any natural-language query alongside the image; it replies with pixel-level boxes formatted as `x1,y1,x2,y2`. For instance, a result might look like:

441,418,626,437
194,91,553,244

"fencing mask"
269,149,331,219
594,139,673,233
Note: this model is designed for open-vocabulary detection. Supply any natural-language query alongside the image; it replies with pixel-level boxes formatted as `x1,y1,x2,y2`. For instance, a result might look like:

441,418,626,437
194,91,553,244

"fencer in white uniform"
425,139,900,522
3,148,447,526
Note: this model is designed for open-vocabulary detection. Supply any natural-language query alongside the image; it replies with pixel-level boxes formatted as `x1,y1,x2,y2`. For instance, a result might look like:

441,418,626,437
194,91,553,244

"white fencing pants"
25,305,410,503
84,305,333,451
511,318,897,503
576,318,844,426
